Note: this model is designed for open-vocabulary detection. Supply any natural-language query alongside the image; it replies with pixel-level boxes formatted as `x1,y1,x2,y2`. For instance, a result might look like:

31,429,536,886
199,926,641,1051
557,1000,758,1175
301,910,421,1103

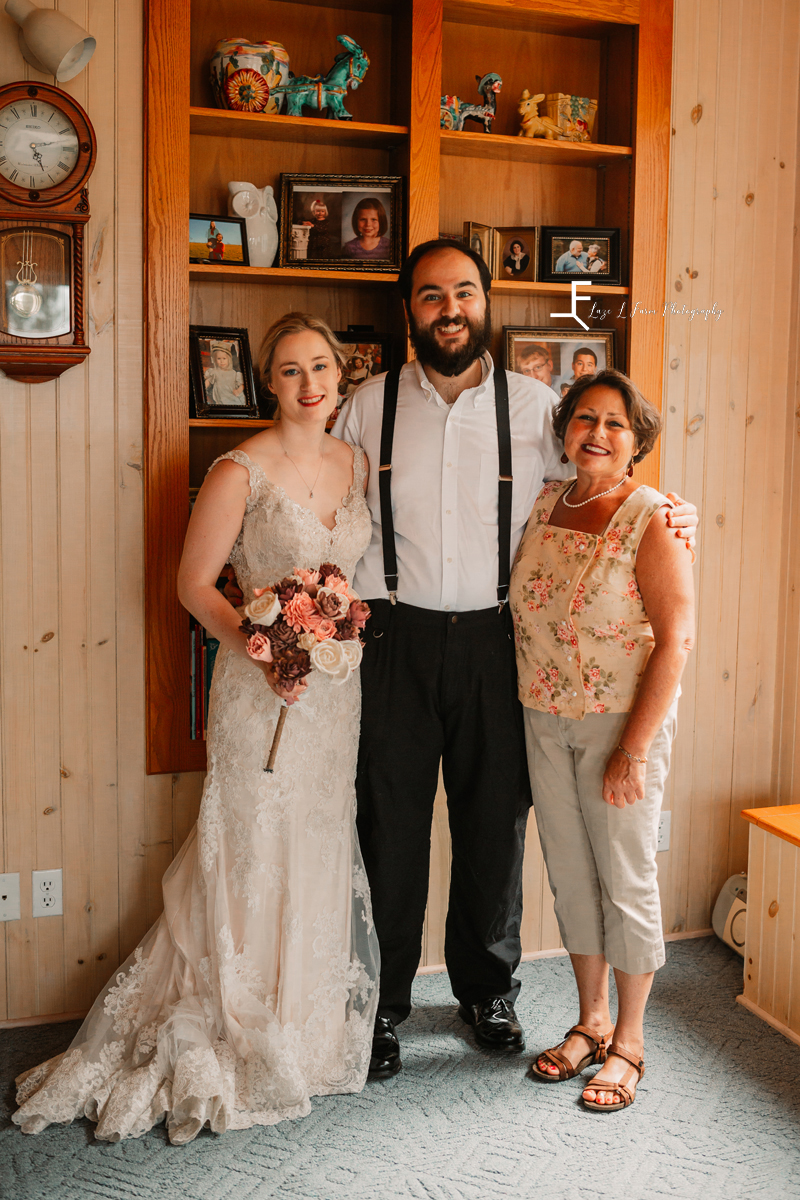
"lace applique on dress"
13,443,378,1144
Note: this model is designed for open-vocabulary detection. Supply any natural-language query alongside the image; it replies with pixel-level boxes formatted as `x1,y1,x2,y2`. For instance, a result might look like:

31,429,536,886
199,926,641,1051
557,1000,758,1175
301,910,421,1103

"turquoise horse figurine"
440,72,502,133
272,35,370,120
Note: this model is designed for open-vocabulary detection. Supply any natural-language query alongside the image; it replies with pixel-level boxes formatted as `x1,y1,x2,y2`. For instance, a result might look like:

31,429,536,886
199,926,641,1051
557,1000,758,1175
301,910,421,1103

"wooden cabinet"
144,0,673,774
739,806,800,1048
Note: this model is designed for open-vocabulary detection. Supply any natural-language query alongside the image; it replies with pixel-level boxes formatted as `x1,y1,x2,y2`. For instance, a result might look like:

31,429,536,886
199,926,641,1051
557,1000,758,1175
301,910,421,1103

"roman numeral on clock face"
9,107,19,118
57,161,68,172
30,104,36,116
9,169,17,181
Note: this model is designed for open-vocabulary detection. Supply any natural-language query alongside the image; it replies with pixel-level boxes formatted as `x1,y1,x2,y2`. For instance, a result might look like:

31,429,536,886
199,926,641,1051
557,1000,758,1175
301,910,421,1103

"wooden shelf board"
441,128,632,167
190,107,408,148
491,280,629,297
189,264,399,286
190,418,274,429
444,0,639,36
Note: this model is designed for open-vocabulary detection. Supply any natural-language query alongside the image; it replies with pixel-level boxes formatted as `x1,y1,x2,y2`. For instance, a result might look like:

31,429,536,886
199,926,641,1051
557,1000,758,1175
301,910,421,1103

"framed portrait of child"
189,325,260,420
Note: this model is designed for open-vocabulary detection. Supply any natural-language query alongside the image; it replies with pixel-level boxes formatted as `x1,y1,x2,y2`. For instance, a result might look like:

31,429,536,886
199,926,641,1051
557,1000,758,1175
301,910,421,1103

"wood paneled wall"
2,0,800,1020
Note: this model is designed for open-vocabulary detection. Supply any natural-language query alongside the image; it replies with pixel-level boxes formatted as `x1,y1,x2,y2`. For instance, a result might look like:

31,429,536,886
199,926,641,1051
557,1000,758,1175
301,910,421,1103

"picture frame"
334,331,390,405
189,213,249,266
278,174,403,272
503,327,615,399
493,226,538,283
538,227,621,286
463,221,495,274
189,325,260,419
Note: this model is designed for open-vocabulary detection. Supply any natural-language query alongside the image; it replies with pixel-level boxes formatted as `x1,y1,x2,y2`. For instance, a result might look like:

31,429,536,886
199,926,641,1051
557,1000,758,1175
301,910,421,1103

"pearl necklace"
562,476,627,509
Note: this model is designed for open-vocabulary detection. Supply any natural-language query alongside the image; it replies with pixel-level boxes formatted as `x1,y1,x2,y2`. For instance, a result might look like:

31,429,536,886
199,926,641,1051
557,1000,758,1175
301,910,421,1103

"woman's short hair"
352,197,388,237
259,312,346,392
552,368,662,464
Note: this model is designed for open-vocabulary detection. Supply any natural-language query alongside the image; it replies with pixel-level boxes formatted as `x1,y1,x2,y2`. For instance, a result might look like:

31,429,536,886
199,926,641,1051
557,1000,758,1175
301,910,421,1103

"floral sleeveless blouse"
510,480,673,718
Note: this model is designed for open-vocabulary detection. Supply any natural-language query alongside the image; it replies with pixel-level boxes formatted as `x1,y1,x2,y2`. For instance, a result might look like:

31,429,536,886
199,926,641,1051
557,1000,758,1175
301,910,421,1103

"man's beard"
408,306,492,377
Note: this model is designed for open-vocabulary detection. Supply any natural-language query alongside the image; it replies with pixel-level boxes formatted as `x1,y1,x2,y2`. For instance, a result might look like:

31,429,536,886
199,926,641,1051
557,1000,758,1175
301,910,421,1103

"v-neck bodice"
210,447,371,604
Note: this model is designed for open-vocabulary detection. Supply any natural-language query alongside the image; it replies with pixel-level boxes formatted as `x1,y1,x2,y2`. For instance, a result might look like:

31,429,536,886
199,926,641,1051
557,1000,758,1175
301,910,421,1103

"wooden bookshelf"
145,0,673,774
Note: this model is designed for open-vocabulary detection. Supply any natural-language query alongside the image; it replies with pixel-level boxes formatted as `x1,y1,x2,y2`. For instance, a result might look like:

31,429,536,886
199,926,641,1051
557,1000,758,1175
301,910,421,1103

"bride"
13,313,379,1144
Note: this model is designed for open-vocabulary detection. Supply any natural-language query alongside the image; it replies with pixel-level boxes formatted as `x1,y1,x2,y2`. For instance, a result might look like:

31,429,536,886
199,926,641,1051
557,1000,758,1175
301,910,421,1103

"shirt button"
447,462,452,468
451,615,458,624
567,656,572,662
447,557,453,563
566,579,570,584
444,605,450,610
446,509,452,515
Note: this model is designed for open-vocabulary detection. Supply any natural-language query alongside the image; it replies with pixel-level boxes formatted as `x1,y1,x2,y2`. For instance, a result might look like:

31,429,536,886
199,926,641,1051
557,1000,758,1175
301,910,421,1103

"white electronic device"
711,872,747,957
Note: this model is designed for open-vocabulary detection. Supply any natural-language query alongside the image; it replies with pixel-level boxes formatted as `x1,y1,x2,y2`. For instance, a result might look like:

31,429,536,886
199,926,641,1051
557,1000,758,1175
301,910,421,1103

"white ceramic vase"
227,182,279,268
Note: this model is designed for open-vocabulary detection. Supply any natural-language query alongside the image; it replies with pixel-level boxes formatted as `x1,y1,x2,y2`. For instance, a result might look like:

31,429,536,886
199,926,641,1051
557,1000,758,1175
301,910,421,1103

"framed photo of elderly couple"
504,328,615,400
278,173,404,272
538,226,622,286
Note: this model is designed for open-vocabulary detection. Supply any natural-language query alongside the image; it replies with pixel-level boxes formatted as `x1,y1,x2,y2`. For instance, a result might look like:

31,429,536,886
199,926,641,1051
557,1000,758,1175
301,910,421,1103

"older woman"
510,368,694,1112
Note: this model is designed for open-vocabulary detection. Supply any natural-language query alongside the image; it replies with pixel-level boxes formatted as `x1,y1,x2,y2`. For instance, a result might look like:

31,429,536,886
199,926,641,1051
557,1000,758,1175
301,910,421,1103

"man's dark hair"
552,368,662,464
572,346,598,364
397,238,492,304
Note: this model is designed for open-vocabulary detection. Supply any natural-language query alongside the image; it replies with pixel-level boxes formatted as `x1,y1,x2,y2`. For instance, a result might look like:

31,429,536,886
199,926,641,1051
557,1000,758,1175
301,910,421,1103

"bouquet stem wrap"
265,706,289,773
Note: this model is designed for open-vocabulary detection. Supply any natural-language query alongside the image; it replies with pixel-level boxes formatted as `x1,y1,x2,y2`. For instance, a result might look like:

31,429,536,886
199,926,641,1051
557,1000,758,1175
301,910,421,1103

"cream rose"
309,638,351,683
244,590,282,626
297,631,318,652
339,640,363,670
316,586,350,619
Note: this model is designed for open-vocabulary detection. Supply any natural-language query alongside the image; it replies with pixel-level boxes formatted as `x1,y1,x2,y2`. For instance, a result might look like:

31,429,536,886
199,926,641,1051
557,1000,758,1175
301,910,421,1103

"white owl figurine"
227,181,278,268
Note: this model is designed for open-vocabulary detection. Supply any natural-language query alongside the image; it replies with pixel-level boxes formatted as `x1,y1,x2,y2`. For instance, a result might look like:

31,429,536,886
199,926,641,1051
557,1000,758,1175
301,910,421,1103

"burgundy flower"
275,577,301,606
266,620,299,651
347,599,370,630
316,590,347,619
318,562,344,581
273,648,311,686
335,619,358,641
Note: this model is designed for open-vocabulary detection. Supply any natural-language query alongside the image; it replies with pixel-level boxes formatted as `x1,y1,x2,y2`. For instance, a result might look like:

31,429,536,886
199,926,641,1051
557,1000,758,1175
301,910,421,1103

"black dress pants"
356,599,531,1024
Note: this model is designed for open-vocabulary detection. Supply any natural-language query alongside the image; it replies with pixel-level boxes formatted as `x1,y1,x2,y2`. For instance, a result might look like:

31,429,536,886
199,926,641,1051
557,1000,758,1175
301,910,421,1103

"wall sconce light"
4,0,96,82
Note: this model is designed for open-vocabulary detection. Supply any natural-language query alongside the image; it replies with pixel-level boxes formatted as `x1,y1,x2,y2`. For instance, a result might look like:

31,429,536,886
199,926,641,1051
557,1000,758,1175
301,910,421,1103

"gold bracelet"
617,744,647,764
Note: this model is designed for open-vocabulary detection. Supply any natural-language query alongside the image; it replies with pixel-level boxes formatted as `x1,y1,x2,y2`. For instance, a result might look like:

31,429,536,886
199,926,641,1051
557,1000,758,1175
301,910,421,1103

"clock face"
0,98,79,191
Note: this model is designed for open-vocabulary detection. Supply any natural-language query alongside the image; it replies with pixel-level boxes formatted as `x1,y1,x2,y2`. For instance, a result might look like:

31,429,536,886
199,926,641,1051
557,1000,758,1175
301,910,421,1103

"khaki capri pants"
523,697,678,976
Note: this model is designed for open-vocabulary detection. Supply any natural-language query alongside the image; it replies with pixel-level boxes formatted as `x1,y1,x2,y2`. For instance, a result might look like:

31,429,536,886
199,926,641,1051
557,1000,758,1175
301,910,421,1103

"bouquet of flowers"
240,562,370,771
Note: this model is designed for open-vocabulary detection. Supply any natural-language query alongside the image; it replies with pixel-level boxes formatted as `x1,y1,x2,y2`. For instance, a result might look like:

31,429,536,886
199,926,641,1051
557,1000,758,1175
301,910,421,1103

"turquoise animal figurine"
440,73,502,133
271,35,369,120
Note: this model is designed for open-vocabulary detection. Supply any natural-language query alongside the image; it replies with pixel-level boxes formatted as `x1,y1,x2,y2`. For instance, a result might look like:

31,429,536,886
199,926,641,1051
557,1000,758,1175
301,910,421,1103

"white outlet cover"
657,811,671,853
32,868,63,917
0,873,20,921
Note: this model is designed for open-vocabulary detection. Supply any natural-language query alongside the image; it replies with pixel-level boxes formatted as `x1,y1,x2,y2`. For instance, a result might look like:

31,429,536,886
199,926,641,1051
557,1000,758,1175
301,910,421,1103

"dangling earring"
627,458,634,478
560,452,569,464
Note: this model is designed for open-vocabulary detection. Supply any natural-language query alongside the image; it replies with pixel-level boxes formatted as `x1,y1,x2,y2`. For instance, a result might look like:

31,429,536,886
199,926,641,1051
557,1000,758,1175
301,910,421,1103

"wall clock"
0,80,96,383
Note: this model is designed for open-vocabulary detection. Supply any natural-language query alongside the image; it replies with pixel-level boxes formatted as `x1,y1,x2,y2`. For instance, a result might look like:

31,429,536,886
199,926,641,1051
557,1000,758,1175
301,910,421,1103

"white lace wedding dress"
13,448,379,1144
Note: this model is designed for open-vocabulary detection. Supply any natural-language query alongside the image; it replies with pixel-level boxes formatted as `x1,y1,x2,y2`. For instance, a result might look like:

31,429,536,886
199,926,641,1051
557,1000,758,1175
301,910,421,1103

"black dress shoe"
458,998,525,1052
368,1015,402,1078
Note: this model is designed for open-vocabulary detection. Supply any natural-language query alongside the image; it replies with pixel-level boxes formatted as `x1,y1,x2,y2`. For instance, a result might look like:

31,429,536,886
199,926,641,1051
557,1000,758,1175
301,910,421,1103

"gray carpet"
1,936,798,1200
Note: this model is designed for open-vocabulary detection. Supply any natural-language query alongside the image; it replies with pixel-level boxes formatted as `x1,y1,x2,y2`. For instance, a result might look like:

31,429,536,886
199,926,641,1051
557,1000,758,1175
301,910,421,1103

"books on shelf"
190,620,220,741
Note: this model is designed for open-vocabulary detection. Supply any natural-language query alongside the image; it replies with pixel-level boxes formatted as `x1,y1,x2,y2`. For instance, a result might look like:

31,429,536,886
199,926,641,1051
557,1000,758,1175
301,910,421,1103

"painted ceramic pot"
210,39,290,114
545,93,598,143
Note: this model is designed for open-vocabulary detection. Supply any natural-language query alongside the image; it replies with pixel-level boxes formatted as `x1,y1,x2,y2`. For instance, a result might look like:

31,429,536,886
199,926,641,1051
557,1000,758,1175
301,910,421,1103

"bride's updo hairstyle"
552,367,661,464
259,312,346,413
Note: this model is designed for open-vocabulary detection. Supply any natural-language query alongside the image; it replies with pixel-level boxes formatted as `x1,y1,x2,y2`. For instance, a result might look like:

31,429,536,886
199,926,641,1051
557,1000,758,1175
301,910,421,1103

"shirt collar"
414,352,494,408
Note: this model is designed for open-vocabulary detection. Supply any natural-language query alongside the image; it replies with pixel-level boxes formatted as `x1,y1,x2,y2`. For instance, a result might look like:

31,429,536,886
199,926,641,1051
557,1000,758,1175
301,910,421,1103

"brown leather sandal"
581,1044,644,1111
529,1023,613,1082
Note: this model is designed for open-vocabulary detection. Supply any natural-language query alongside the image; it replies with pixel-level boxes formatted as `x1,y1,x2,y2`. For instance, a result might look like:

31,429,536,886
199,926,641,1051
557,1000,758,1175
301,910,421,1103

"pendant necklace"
278,434,325,499
562,475,627,509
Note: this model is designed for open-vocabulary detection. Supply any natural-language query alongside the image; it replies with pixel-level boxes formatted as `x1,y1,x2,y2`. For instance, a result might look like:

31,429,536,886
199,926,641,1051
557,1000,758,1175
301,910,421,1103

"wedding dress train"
13,447,379,1144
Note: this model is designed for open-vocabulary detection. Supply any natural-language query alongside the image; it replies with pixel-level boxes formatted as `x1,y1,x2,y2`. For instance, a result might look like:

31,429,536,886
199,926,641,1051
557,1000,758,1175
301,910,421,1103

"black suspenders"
378,365,513,610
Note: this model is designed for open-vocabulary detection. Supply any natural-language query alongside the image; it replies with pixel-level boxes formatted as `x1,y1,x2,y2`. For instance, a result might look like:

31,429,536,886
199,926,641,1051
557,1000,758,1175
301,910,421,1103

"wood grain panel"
444,0,639,35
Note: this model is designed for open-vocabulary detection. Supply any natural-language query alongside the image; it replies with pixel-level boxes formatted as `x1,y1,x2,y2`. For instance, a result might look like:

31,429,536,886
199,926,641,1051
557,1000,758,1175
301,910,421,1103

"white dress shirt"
332,354,570,612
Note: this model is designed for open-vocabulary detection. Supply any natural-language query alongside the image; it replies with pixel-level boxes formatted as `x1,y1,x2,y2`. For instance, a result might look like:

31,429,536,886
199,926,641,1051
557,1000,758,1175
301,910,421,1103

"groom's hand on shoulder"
665,493,698,554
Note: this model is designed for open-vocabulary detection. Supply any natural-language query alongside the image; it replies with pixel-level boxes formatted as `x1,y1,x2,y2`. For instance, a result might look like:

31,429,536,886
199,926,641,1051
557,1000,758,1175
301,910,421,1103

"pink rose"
593,702,605,713
315,619,338,642
347,599,371,630
537,667,547,682
625,640,636,653
549,668,559,681
294,568,321,589
283,591,321,633
323,574,351,598
246,632,273,663
590,667,601,681
548,704,558,715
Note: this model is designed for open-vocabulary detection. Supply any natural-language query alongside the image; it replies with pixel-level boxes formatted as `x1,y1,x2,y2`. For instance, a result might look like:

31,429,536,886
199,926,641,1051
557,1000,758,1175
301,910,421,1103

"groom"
333,240,697,1077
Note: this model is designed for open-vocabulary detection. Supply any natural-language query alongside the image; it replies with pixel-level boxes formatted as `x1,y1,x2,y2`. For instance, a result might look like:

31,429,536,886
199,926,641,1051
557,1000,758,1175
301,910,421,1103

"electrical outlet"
0,873,20,921
32,869,62,917
657,811,671,853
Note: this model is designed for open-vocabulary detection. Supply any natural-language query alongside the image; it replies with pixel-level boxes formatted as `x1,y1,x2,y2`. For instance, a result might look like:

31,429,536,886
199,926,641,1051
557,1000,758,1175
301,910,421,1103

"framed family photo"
493,226,538,282
538,227,621,286
189,214,249,265
503,327,615,398
334,332,390,404
462,222,495,273
189,325,260,419
278,174,403,272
